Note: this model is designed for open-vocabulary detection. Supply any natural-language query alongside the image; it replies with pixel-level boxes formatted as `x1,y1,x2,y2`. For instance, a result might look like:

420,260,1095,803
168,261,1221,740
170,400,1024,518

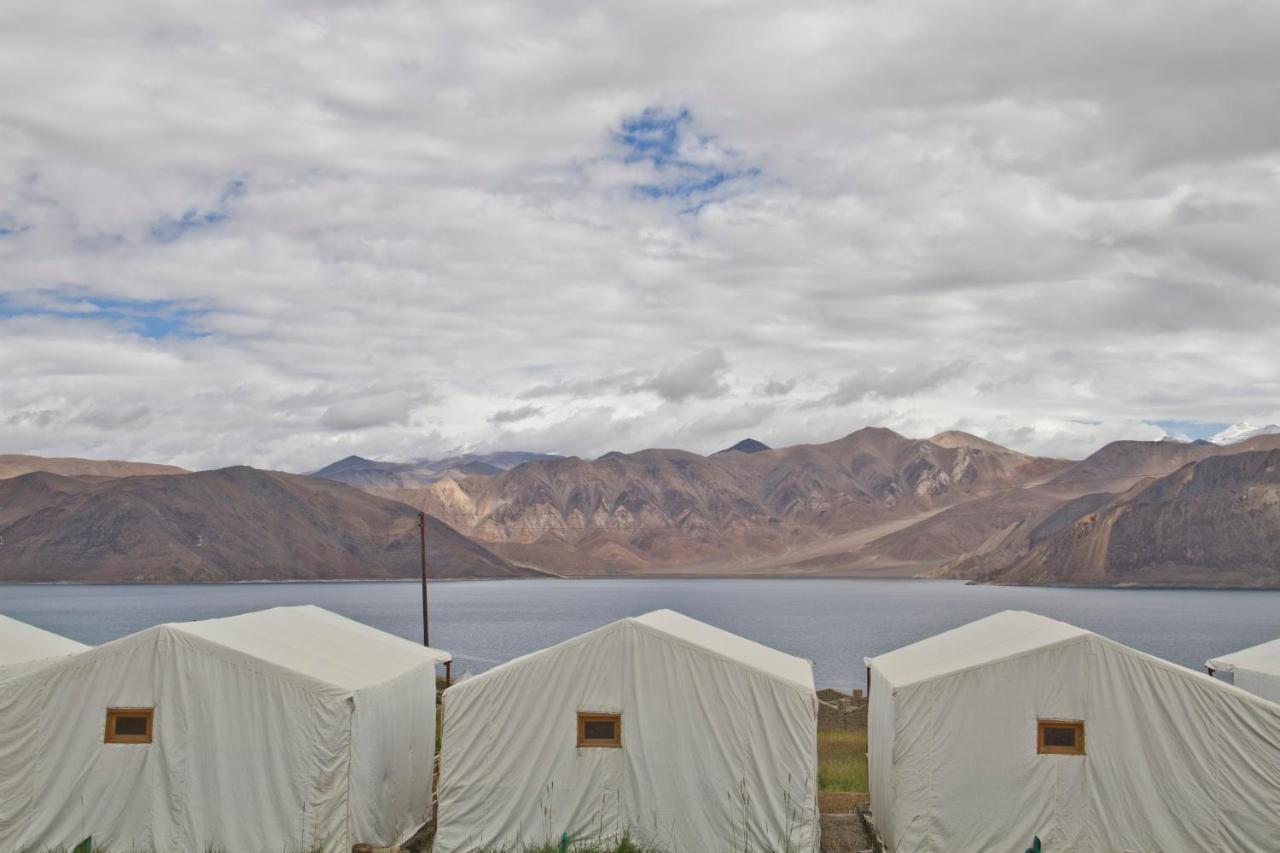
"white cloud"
489,404,542,425
2,0,1280,469
636,347,729,402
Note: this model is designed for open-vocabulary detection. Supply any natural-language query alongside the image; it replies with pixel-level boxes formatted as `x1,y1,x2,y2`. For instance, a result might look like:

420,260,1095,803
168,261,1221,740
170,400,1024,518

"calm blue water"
3,579,1279,690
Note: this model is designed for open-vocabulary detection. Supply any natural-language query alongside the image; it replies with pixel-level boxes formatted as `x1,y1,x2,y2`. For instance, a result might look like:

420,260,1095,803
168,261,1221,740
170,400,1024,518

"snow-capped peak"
1211,422,1280,445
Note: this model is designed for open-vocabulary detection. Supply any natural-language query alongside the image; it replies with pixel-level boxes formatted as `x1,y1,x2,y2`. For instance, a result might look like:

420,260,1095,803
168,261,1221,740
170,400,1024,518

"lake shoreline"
4,577,1279,691
5,573,1280,591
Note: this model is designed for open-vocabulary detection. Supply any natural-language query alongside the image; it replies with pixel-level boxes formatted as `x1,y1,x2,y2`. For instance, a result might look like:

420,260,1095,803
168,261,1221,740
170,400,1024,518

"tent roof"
0,614,88,669
452,609,814,694
631,609,814,690
1208,636,1280,676
866,610,1090,688
168,605,450,691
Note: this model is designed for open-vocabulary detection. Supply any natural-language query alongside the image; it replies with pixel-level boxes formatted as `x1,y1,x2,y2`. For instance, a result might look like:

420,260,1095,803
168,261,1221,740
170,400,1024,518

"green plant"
817,729,868,793
474,831,668,852
1025,836,1042,853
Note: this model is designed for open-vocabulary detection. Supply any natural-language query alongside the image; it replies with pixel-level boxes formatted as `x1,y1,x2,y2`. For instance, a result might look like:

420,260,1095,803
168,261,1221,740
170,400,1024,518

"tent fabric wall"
865,667,897,852
1232,669,1280,704
349,668,440,846
0,606,448,853
0,614,87,679
1208,637,1280,704
434,610,819,853
866,611,1280,853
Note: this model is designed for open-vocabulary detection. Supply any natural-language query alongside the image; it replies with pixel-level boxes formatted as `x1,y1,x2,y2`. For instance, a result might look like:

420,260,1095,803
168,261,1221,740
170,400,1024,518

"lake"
3,578,1279,690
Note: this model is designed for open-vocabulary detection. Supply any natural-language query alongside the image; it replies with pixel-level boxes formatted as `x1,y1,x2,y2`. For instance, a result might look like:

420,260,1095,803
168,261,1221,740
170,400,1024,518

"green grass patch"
818,728,867,793
477,833,666,853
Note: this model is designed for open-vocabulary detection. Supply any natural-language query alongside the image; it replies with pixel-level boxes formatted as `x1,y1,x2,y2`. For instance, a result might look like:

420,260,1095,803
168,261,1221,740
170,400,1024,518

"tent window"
106,708,154,744
577,712,621,748
1037,719,1084,755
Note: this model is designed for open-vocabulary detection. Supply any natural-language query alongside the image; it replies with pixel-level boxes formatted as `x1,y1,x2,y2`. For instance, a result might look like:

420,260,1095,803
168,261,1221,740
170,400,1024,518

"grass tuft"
477,832,667,853
817,728,867,793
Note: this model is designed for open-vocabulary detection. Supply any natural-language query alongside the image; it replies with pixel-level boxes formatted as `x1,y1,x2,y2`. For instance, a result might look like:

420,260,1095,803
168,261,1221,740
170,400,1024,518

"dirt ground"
411,812,873,852
820,813,872,852
412,816,873,852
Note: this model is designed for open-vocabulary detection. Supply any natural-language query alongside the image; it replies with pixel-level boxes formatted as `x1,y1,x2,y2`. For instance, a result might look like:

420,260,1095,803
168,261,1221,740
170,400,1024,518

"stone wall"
817,687,867,730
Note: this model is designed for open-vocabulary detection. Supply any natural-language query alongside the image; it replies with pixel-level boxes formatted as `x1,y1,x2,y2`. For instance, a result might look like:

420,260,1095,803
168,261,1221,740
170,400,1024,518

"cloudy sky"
3,1,1279,471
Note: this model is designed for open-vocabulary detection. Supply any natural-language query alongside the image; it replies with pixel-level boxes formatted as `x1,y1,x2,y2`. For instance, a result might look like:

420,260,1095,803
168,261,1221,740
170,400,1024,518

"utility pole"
419,511,430,647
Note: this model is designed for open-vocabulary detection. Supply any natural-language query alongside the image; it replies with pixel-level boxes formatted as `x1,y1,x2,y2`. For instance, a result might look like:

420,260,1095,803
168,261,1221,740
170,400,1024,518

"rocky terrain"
6,428,1280,586
376,428,1069,574
968,449,1280,587
0,467,537,583
936,433,1280,585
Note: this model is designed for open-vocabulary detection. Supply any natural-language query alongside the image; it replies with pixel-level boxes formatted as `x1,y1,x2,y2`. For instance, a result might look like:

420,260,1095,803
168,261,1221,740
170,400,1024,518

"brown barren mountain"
1044,433,1280,492
377,428,1070,575
927,430,1017,453
973,449,1280,587
7,428,1277,586
1045,440,1220,493
939,433,1280,580
0,454,186,480
0,467,537,583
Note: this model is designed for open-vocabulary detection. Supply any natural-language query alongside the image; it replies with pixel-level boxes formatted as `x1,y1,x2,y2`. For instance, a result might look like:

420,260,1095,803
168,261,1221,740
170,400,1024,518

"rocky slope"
0,467,537,583
937,433,1280,581
1045,439,1220,493
377,428,1069,574
975,449,1280,587
8,428,1278,586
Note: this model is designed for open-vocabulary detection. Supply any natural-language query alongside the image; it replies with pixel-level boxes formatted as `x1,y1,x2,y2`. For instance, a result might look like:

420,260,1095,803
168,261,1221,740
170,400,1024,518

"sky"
2,1,1279,471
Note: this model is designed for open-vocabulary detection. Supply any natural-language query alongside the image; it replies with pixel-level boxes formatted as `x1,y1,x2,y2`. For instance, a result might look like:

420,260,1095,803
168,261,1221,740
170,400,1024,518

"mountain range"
311,451,562,489
964,448,1280,587
1211,422,1280,445
0,454,186,479
0,465,538,583
349,428,1280,586
4,428,1278,587
373,428,1070,575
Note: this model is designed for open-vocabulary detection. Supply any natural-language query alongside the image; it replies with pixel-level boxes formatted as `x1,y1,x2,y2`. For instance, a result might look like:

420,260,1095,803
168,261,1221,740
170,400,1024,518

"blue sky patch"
0,212,28,237
617,108,690,166
614,107,758,203
0,290,207,340
148,178,247,243
1148,419,1228,441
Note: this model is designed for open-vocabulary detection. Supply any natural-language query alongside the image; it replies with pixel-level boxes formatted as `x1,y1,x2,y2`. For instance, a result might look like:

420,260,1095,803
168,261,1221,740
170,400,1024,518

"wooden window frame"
576,712,622,748
105,707,154,744
1037,719,1085,755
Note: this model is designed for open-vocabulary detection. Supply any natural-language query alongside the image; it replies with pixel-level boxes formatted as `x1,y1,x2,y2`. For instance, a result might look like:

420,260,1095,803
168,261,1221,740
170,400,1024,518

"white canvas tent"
434,609,819,853
865,610,1280,852
0,613,88,680
1208,636,1280,704
0,605,450,853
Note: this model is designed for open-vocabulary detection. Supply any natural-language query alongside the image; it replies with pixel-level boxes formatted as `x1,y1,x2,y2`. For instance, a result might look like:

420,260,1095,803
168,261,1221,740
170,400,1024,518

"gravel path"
819,813,872,853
